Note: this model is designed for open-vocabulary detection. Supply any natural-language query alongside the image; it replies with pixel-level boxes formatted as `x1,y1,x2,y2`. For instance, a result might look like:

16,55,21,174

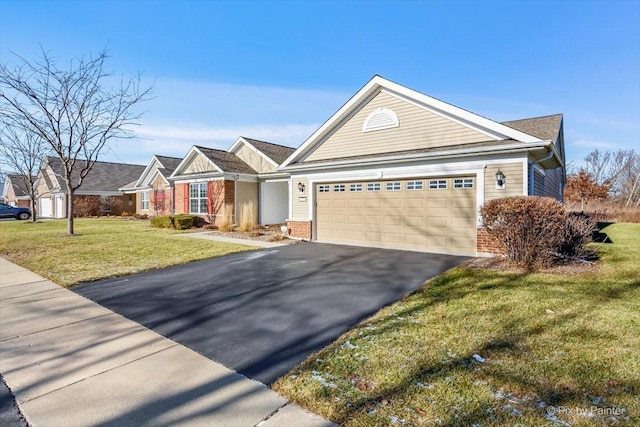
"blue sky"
1,0,638,168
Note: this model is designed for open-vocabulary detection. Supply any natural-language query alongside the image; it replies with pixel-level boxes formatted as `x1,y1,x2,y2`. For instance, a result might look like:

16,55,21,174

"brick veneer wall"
286,220,312,240
477,228,502,254
174,184,186,214
223,180,235,219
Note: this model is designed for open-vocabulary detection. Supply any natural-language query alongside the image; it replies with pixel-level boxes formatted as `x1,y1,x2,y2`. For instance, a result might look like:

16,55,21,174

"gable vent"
363,107,399,132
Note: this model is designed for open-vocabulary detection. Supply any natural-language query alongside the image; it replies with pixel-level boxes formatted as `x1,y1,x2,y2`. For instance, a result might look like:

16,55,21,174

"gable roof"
154,155,183,176
501,114,563,141
196,146,257,174
240,137,296,165
7,174,31,197
280,75,550,168
45,157,146,193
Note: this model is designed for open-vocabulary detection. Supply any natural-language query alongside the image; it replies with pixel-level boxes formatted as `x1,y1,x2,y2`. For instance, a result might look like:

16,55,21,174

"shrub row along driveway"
73,243,466,385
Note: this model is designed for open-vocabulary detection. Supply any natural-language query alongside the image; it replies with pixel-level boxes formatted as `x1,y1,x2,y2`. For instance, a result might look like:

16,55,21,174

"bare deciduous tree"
0,49,151,234
581,149,639,207
0,123,50,221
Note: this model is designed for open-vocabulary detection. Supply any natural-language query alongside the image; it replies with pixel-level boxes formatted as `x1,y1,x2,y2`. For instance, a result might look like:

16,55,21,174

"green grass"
0,218,256,287
274,223,640,426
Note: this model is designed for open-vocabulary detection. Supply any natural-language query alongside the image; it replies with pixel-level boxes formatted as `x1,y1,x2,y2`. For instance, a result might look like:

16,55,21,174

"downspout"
528,150,554,195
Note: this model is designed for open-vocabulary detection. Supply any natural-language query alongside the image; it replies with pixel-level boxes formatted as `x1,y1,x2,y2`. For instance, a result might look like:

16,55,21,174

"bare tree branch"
0,48,152,234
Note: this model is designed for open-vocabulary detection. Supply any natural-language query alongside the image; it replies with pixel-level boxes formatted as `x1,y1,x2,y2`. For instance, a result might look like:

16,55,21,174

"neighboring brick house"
168,137,294,224
1,174,32,207
120,155,182,216
36,157,145,218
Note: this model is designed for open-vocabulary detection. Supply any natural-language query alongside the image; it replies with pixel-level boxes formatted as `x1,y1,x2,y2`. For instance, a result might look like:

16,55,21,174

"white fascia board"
283,141,551,173
169,146,223,178
376,78,542,143
280,77,381,168
279,75,544,168
224,173,258,183
257,171,291,180
172,173,225,184
134,156,160,188
229,137,279,168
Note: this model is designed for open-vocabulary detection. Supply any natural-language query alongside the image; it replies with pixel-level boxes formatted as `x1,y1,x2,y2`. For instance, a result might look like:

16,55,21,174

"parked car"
0,203,31,220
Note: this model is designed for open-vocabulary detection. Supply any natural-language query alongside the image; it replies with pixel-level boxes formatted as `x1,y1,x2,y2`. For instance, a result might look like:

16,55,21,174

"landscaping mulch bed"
463,256,600,275
196,224,300,245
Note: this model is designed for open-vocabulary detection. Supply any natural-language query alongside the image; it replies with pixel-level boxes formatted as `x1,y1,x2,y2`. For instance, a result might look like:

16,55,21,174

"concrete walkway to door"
0,257,336,427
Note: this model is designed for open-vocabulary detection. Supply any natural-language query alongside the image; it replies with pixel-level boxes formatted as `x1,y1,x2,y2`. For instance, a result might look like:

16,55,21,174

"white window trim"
454,178,474,189
349,183,363,192
334,184,346,192
318,184,330,193
189,182,208,214
141,191,149,210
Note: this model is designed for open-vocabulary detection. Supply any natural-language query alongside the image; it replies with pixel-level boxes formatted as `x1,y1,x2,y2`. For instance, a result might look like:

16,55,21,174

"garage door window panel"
406,181,424,190
350,183,363,192
318,185,330,193
454,178,474,189
386,182,401,191
367,183,381,192
334,184,346,192
429,179,447,189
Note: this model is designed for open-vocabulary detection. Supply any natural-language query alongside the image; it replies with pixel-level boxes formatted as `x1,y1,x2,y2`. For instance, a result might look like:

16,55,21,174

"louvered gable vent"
362,107,399,132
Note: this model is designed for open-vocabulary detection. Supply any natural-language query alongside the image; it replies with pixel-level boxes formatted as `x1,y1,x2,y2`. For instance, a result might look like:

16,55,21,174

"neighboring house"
120,155,183,216
169,137,294,224
1,174,32,207
279,75,565,256
37,157,145,218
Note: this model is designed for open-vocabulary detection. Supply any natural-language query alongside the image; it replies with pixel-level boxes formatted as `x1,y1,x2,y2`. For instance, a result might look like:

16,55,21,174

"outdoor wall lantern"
495,169,506,189
298,182,306,193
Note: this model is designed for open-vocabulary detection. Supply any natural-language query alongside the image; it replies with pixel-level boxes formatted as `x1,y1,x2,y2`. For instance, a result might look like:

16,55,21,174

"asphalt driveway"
73,242,467,385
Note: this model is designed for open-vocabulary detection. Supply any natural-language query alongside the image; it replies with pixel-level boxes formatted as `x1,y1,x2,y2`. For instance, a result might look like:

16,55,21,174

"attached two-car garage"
315,176,477,255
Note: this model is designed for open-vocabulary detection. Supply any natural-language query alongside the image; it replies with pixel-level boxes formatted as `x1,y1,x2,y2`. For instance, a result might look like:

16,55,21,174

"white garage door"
315,177,477,255
39,198,52,218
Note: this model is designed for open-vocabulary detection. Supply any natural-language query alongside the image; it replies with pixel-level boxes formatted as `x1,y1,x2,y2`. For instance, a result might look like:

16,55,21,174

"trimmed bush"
480,196,567,269
172,214,196,230
150,215,173,229
559,212,597,258
150,214,196,230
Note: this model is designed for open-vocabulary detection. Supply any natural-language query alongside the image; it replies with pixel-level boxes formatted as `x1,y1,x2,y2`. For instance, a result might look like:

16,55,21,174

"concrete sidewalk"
0,258,337,427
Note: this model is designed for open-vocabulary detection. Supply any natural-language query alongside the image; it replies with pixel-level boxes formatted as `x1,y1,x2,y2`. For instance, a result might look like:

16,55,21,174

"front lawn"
274,223,639,426
0,218,255,287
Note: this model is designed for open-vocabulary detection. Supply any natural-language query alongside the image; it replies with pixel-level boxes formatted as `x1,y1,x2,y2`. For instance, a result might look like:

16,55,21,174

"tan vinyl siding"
236,181,258,213
291,177,309,219
304,90,496,162
484,162,525,202
183,155,215,174
235,144,275,174
534,167,564,201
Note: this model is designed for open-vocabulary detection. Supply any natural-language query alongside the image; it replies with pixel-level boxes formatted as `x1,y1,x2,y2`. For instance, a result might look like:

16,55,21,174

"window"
318,185,330,193
334,184,346,192
429,179,447,189
350,183,363,192
454,178,474,189
99,196,112,212
386,182,401,191
406,180,424,190
141,191,149,210
367,182,381,192
190,182,208,214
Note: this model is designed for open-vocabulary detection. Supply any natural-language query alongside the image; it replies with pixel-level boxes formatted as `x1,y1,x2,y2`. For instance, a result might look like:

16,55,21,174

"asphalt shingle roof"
7,175,31,197
195,147,258,174
46,157,146,192
501,114,563,141
154,156,183,176
241,137,296,165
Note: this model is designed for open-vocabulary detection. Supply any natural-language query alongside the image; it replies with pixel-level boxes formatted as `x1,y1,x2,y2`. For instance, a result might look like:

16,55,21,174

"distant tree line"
565,149,639,208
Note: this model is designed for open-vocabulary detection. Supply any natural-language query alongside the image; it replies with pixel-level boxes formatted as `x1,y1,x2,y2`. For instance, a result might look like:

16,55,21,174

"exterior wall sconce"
234,174,240,181
495,169,506,190
298,182,306,193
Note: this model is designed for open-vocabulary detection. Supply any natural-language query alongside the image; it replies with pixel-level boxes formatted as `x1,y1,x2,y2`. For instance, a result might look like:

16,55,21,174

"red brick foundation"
286,220,312,240
477,228,502,254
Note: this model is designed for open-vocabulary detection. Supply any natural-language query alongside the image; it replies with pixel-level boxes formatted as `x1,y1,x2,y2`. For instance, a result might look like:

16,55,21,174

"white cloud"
570,139,620,149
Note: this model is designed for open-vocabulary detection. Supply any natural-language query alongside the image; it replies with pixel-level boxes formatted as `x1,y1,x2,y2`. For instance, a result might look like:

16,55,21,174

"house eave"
281,141,552,173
